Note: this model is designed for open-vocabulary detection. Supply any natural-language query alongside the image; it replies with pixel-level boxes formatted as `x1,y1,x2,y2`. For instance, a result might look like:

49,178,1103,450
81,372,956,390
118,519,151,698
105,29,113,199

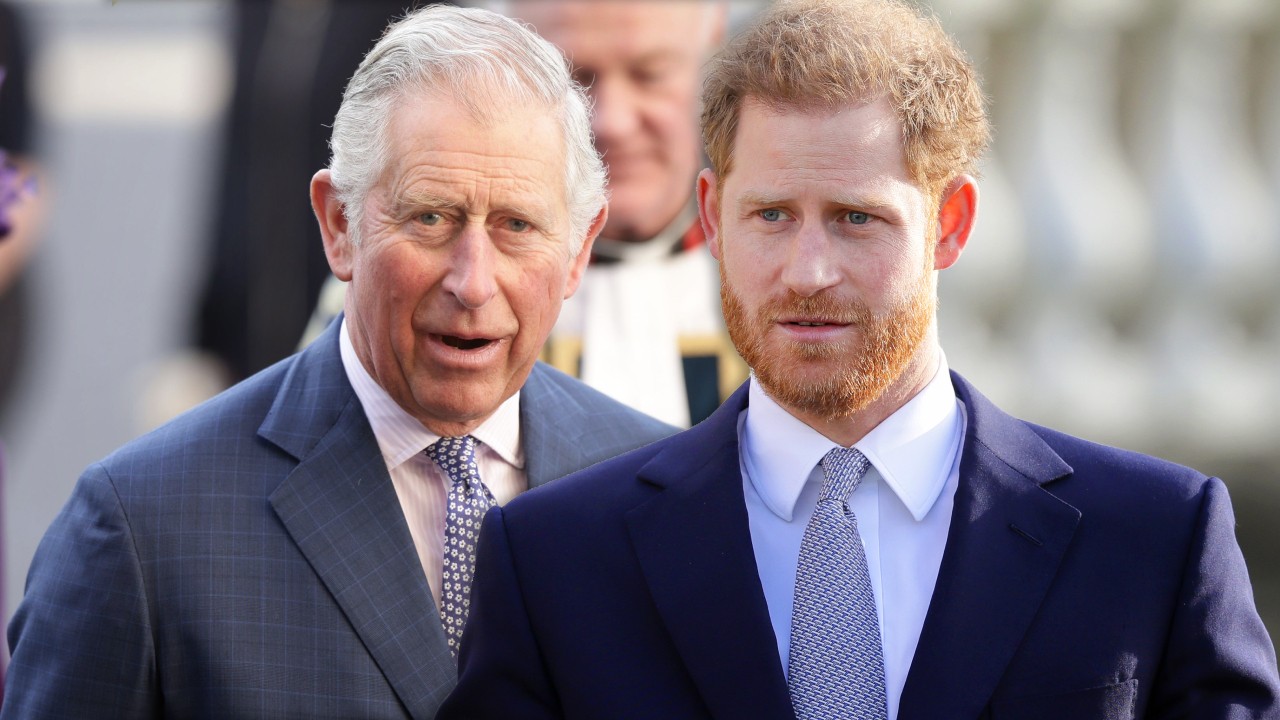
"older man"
2,6,671,719
440,1,1280,718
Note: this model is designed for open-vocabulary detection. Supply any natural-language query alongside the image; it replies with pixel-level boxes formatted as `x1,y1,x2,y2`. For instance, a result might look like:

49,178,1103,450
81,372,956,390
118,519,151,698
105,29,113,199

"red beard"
720,261,934,420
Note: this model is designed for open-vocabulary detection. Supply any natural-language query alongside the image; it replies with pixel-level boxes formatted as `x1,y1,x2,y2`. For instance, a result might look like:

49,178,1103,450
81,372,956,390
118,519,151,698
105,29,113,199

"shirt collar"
743,352,960,522
339,318,524,470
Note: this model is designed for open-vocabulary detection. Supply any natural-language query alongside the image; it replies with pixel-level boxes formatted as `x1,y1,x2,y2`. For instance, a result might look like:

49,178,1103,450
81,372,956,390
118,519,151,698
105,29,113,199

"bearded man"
439,0,1280,718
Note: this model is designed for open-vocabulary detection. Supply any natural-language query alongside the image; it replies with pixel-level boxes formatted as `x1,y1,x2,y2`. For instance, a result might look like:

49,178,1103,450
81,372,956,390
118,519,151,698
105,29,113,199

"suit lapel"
625,384,796,720
898,373,1080,719
519,363,590,489
261,322,455,720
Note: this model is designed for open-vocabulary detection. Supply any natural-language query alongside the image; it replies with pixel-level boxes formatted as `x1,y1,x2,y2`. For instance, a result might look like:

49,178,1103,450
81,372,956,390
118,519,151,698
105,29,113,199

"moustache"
758,292,871,325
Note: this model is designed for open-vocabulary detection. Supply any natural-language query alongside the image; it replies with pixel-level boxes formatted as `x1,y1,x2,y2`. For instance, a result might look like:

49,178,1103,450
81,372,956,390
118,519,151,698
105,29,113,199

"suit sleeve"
437,505,564,719
1148,476,1280,719
3,465,160,719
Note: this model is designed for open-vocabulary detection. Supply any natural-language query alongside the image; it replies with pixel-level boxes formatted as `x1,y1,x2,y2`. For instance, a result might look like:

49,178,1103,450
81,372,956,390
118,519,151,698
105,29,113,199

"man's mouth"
440,335,494,351
782,319,848,327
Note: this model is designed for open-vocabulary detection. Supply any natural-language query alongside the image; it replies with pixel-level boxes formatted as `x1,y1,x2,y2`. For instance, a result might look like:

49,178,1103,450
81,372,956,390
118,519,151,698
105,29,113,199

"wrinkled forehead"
380,89,568,183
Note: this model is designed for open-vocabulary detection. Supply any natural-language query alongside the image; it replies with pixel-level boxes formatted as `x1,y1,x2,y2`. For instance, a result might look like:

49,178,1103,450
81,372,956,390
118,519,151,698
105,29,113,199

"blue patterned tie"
424,435,496,660
788,447,888,720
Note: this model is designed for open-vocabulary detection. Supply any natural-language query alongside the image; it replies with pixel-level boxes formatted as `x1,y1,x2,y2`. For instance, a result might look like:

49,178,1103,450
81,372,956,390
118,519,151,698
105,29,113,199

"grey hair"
328,4,606,254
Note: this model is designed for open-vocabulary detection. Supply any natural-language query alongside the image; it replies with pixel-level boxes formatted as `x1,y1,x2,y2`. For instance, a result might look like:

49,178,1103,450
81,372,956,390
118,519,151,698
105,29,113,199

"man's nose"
590,76,640,146
780,222,841,297
442,225,499,309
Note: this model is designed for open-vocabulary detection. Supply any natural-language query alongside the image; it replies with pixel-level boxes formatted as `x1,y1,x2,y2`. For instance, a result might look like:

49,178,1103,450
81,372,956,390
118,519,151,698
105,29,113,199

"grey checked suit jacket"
3,319,674,719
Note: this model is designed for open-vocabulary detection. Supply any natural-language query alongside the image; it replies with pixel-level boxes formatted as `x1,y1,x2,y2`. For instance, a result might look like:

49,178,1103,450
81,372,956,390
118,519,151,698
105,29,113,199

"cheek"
873,259,930,309
379,248,445,299
722,230,779,280
721,252,771,310
509,258,572,322
648,96,698,143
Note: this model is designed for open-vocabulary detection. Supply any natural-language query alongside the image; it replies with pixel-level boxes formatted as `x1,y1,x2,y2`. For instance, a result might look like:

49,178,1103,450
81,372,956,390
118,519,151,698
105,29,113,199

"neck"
598,197,697,248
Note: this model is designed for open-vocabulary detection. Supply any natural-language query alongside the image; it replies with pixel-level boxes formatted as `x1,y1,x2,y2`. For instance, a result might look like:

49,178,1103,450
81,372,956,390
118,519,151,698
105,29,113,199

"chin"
413,388,495,425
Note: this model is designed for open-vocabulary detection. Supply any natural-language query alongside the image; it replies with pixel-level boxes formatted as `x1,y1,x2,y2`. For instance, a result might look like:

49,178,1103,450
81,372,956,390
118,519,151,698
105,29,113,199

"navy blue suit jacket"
3,319,674,719
441,373,1280,719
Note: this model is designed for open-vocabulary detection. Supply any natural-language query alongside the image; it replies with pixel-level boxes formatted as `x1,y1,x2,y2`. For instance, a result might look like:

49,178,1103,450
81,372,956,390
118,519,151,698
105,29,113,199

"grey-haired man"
3,6,671,718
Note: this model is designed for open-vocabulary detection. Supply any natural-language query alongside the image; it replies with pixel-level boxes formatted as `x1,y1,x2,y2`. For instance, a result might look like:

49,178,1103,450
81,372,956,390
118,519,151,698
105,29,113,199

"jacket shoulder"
524,362,677,474
529,362,676,437
952,370,1212,506
94,355,298,493
1027,422,1210,499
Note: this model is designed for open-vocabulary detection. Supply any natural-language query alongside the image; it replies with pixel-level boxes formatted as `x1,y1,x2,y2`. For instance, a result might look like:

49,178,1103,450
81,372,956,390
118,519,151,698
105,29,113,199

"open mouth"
440,335,494,351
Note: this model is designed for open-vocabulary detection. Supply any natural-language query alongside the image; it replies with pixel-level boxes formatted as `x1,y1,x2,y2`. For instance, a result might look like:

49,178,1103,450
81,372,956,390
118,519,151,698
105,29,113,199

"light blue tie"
425,435,496,660
788,447,888,720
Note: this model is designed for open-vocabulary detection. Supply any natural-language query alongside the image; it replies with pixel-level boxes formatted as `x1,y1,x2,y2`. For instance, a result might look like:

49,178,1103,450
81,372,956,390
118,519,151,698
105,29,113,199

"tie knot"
818,446,871,503
425,435,480,489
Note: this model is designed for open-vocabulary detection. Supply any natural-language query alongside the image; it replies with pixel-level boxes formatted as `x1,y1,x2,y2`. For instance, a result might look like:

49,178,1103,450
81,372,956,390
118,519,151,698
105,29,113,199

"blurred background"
0,0,1277,654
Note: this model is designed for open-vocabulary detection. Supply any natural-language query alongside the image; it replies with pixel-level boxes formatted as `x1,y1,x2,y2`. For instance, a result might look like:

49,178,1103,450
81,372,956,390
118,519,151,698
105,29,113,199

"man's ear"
564,203,608,299
934,174,978,271
696,168,723,261
311,169,355,281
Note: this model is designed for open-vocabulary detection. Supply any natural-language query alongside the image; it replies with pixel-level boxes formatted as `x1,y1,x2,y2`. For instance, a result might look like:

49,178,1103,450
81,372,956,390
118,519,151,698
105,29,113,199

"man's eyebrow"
736,191,898,211
632,49,684,67
736,192,785,208
393,190,459,215
394,190,559,230
831,194,897,211
494,201,557,230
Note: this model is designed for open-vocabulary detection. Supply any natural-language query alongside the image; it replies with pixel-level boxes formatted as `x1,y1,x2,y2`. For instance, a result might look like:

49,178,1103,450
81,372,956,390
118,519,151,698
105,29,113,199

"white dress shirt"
740,355,965,720
339,320,527,608
551,201,724,428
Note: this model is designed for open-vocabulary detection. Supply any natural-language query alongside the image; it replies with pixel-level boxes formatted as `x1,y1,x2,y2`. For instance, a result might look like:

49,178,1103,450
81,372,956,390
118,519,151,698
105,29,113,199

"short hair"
329,4,605,253
701,0,990,198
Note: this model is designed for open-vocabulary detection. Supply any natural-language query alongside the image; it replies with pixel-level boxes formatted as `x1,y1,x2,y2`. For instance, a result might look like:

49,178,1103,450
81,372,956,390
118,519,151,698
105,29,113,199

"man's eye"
846,211,870,225
760,209,785,222
506,218,531,232
418,212,443,226
633,68,666,87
